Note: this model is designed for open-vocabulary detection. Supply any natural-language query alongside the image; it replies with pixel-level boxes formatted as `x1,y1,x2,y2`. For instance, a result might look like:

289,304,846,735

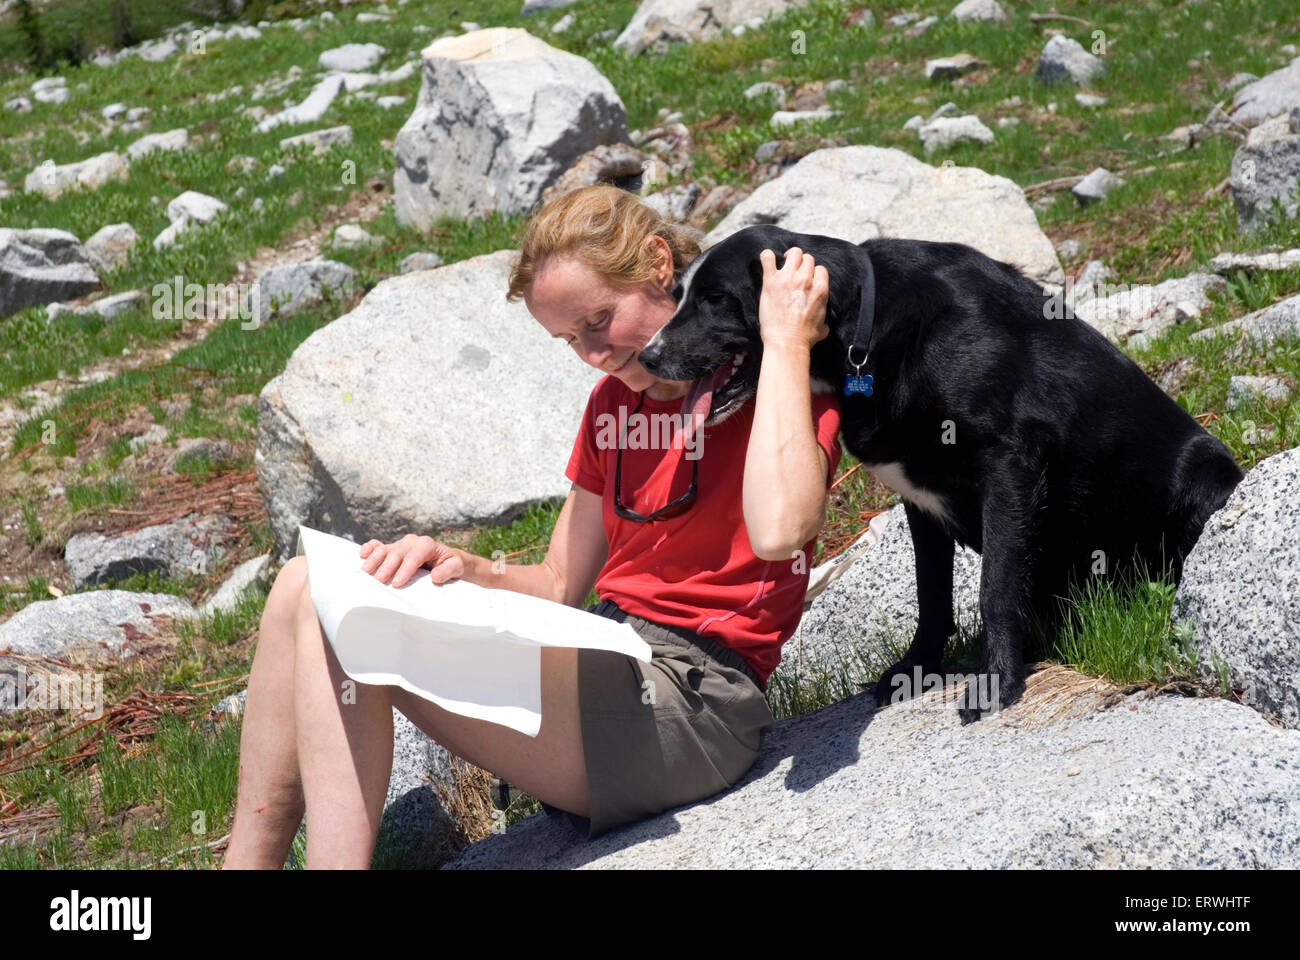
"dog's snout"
638,332,665,373
638,343,662,373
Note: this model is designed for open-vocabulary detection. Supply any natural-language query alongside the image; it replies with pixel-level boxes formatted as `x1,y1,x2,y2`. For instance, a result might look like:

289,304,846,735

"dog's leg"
958,448,1048,724
873,501,956,708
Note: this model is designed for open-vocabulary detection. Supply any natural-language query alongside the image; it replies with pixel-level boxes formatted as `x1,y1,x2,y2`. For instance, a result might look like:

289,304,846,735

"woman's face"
526,245,689,401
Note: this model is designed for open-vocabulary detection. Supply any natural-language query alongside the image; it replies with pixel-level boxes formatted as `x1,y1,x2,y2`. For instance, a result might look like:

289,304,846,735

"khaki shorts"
542,599,777,840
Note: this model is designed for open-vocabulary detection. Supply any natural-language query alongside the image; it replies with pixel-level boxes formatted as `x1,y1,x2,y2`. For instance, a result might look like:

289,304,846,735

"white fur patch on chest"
810,376,836,394
865,461,953,524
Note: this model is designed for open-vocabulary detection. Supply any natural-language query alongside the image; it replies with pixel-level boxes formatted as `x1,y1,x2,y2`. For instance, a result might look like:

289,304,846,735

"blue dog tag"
844,373,874,397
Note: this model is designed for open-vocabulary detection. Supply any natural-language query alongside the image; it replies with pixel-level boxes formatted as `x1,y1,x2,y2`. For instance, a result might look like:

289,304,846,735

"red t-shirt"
564,374,843,690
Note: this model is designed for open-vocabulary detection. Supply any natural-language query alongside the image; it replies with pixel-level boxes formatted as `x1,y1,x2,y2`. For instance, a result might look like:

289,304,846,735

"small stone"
905,15,938,38
332,224,380,250
399,252,445,273
770,107,839,128
319,43,386,72
951,0,1008,23
1072,167,1123,205
1226,375,1293,411
278,125,353,156
745,81,785,103
925,53,983,81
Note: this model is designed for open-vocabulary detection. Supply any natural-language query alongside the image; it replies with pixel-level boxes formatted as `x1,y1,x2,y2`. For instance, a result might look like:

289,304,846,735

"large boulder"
198,554,273,616
1173,448,1300,730
613,0,810,56
1071,272,1226,348
444,682,1300,867
702,145,1064,286
1191,291,1300,350
776,504,983,694
394,28,630,229
1229,111,1300,233
255,249,603,563
64,513,237,589
1219,56,1300,130
0,590,196,664
0,228,100,318
379,711,479,868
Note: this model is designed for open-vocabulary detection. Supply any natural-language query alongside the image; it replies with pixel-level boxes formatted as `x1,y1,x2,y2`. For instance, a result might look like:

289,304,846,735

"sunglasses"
613,393,699,522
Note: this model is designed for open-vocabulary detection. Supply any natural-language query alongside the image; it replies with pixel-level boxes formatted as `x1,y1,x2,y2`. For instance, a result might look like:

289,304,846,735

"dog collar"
843,245,877,397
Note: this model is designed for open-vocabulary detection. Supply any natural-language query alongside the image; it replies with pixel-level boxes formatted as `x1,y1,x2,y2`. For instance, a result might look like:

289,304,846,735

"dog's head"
638,224,856,426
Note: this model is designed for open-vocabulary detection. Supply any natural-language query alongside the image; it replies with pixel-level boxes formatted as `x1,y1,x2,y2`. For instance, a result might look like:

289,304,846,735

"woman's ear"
647,234,674,288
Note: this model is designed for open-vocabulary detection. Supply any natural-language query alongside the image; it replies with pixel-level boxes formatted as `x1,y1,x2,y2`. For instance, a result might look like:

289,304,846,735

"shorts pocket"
710,673,775,750
644,648,707,717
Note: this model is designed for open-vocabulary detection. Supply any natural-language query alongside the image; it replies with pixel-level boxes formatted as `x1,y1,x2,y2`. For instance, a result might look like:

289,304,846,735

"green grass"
1046,567,1197,687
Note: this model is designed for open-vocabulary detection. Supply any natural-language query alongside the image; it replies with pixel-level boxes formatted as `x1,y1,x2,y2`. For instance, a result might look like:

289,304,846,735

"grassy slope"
1,0,1299,867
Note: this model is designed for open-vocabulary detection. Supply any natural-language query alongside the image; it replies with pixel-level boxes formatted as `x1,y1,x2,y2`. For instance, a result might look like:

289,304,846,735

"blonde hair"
506,184,700,304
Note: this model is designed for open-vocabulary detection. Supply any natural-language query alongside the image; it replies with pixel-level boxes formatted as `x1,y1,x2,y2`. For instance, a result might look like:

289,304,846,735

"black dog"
636,224,1243,722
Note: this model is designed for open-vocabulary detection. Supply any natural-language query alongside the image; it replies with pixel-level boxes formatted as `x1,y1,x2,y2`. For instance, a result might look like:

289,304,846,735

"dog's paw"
954,669,1024,724
873,655,944,708
957,703,985,725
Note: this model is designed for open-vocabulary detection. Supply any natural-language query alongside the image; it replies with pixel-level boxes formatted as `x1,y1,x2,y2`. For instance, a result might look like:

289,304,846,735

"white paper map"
295,524,651,737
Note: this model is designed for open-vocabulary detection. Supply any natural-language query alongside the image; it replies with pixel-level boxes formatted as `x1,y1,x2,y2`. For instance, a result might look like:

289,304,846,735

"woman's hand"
758,247,830,353
359,534,465,588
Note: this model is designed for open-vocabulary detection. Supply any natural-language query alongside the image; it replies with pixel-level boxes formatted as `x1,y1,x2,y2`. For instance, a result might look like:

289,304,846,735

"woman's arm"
450,482,609,607
743,247,832,563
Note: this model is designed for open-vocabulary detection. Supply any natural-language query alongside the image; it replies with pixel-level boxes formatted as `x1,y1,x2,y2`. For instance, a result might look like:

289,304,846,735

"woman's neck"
646,380,689,402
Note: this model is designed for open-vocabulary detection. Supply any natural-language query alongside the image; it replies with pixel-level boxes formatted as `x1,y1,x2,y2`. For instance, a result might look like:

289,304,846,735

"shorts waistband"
587,598,765,692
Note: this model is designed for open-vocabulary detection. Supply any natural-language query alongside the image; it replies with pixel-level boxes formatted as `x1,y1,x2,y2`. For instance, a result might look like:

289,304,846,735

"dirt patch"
694,111,740,136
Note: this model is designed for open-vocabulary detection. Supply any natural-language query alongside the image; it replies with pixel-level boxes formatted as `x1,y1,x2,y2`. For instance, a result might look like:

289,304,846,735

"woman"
223,185,842,869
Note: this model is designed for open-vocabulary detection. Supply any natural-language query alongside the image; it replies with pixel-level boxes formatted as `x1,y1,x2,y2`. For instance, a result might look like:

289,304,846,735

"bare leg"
226,556,594,869
293,580,396,869
223,556,310,869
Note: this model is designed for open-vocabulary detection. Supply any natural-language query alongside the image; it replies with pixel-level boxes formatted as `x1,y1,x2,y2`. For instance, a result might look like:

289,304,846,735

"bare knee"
264,556,309,626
